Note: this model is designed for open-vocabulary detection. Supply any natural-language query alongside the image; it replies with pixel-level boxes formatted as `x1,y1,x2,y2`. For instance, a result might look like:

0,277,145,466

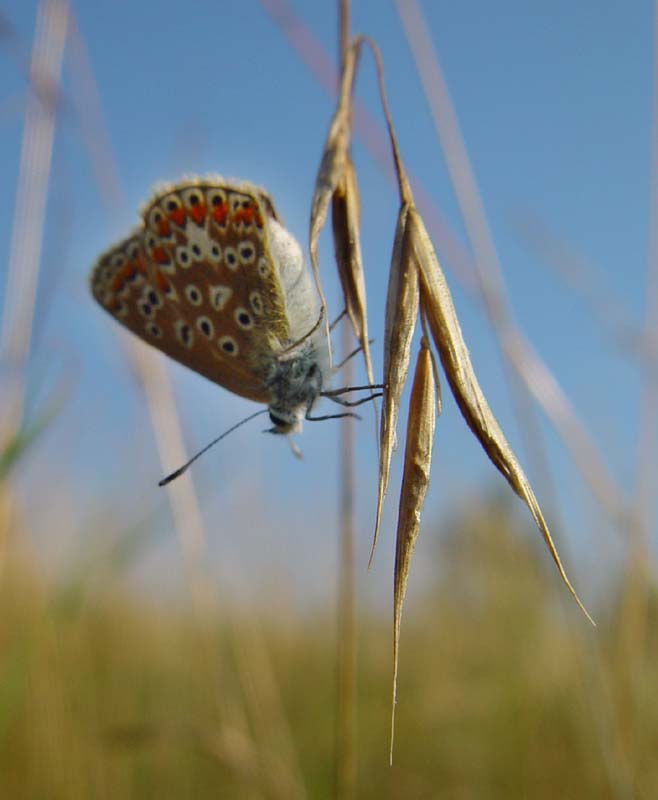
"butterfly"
90,177,375,474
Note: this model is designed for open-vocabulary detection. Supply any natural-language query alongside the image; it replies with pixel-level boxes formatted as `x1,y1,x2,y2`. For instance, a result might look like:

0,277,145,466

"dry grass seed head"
331,156,375,385
309,38,363,335
391,334,436,762
371,203,419,564
408,206,593,625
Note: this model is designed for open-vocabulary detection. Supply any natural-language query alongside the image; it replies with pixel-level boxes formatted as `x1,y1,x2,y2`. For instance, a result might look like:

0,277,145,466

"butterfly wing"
90,179,293,404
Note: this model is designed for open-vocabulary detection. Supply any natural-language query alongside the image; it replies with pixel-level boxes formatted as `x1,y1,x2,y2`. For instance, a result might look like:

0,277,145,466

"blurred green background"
1,494,656,798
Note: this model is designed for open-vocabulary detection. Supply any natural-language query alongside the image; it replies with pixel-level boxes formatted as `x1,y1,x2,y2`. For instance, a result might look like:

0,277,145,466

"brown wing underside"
90,179,292,404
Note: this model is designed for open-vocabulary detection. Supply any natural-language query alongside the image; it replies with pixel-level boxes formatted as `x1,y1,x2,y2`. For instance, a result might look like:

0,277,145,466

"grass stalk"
334,5,357,796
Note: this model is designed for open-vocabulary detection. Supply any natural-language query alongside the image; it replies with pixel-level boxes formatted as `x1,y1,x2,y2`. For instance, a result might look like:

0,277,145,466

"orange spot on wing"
111,274,125,292
212,202,228,224
189,202,207,225
152,246,170,264
157,218,171,236
233,207,254,226
156,272,170,292
169,207,187,227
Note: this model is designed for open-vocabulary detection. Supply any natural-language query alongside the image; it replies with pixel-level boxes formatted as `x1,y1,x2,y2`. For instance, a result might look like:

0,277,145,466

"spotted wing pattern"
90,179,292,403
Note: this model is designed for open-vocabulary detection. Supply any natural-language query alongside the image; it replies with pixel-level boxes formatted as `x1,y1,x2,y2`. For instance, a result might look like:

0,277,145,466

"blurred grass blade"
0,642,29,747
0,390,65,482
371,204,418,564
391,335,436,763
331,156,374,385
409,207,593,624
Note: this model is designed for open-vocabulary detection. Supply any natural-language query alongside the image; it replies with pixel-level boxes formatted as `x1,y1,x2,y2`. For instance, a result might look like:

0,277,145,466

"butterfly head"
265,344,326,434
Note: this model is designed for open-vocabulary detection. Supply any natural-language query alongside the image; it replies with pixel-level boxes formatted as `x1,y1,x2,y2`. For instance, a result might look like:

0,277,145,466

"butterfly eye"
269,410,287,427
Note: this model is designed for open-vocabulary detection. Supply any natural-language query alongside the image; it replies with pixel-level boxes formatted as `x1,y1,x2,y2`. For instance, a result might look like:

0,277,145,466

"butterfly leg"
333,338,375,371
325,392,383,408
305,410,362,422
330,308,347,331
322,383,385,397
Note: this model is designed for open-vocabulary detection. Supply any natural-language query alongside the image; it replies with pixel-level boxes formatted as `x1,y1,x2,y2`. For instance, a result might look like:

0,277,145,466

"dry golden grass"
0,495,655,799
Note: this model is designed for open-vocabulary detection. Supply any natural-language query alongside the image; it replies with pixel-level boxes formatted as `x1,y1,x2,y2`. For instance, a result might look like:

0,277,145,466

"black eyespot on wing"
218,335,238,356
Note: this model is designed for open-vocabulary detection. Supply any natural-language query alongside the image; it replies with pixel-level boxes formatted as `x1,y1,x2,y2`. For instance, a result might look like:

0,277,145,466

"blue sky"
0,1,653,609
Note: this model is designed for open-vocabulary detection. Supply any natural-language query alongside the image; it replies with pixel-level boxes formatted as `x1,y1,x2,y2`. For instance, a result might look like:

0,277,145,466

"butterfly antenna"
158,409,268,487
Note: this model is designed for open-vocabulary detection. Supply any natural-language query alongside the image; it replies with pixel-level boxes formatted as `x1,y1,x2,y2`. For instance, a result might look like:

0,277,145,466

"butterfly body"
90,177,330,435
265,342,326,432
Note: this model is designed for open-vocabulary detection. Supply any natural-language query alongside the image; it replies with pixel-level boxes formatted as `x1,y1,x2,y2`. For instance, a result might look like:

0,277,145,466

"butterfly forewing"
90,179,293,403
